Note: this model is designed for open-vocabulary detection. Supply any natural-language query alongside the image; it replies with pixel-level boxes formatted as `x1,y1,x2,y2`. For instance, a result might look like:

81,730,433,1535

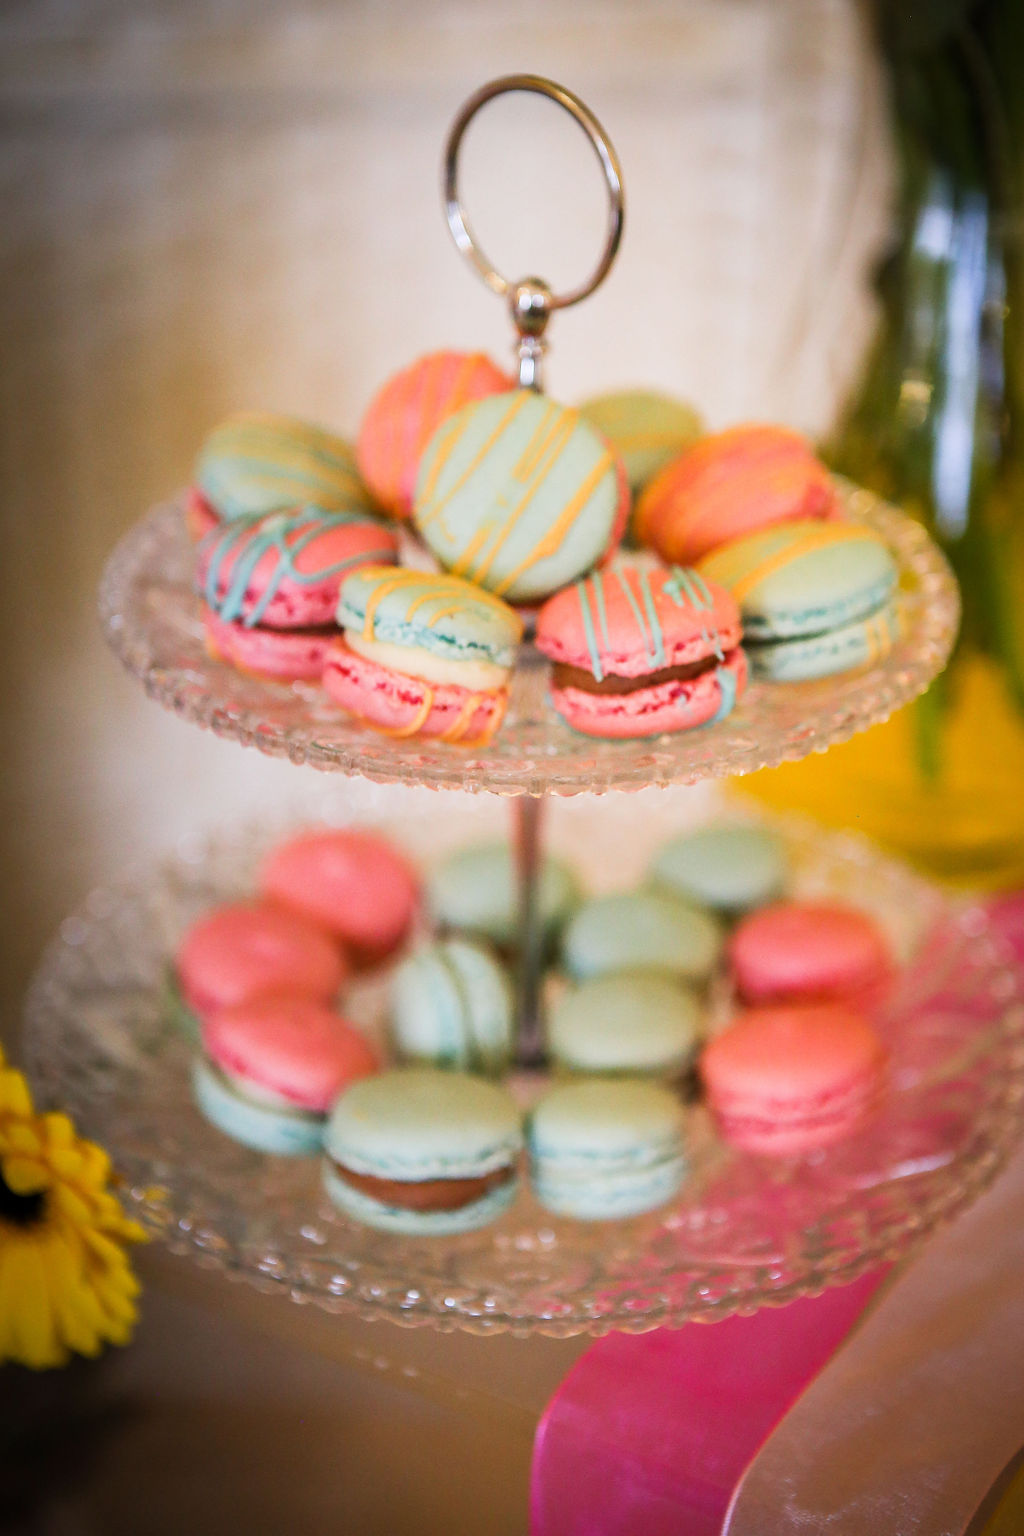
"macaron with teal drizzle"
535,558,747,739
198,505,398,682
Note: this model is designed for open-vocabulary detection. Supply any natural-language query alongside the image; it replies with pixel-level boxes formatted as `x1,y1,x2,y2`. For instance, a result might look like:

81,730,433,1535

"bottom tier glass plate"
22,795,1024,1336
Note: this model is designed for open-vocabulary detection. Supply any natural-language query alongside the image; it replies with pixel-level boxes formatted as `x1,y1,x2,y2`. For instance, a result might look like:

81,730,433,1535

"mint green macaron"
549,972,702,1079
323,1069,522,1235
562,890,722,984
428,842,580,952
389,937,513,1075
650,824,787,916
579,390,703,494
413,392,622,603
528,1078,688,1220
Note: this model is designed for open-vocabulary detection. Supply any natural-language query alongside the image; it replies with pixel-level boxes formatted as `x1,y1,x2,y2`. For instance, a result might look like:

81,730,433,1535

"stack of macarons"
188,373,901,738
174,827,418,1154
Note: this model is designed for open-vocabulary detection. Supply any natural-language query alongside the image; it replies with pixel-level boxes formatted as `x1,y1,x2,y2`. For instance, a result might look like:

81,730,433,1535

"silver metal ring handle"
443,74,625,389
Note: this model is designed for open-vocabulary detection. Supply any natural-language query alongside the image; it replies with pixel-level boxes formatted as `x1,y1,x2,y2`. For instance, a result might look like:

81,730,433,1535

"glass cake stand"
22,800,1024,1337
75,72,979,1338
100,482,956,798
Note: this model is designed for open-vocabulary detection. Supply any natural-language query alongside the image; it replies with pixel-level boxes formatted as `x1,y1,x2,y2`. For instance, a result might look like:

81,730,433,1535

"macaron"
535,561,747,738
729,901,893,1009
260,829,419,963
549,972,702,1080
185,486,221,543
697,519,900,682
635,424,839,565
193,998,378,1156
323,1069,523,1234
527,1079,688,1220
562,891,722,985
649,824,787,917
323,565,522,745
700,1004,888,1155
413,391,622,603
389,938,513,1075
195,412,374,520
427,842,580,953
579,389,703,495
357,351,513,519
173,902,347,1042
198,506,399,681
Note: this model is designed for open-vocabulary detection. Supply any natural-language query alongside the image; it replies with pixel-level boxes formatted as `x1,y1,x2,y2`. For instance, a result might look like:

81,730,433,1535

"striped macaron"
196,413,374,520
357,351,513,519
413,392,623,604
635,424,839,565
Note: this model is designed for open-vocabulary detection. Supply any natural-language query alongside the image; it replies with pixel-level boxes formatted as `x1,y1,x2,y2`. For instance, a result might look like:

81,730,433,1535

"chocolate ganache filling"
552,655,716,696
331,1162,514,1212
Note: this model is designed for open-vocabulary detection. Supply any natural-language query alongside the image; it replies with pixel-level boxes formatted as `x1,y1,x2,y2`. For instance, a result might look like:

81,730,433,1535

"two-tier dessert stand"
24,77,1024,1336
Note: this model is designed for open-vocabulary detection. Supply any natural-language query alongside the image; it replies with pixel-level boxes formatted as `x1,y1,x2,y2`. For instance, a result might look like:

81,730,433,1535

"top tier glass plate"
100,483,958,796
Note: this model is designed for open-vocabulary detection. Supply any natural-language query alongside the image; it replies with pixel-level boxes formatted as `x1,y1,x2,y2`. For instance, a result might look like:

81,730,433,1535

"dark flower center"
0,1173,45,1228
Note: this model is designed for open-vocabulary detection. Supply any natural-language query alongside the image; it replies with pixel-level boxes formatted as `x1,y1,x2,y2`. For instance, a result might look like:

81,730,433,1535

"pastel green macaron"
549,972,702,1079
196,412,374,519
337,566,522,672
413,391,622,603
428,842,580,951
745,599,902,681
323,1069,522,1234
562,890,722,984
389,937,513,1075
579,390,703,494
528,1078,688,1220
649,824,787,916
698,519,900,683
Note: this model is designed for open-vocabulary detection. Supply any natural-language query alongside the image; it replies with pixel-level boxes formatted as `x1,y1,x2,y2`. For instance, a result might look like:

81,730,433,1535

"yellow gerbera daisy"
0,1044,146,1369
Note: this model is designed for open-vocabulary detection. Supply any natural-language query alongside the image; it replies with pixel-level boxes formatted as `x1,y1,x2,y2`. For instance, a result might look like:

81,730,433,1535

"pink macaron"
322,640,510,747
535,560,747,738
357,351,514,519
700,1004,888,1155
176,902,347,1025
635,424,840,566
729,901,893,1010
260,829,419,963
202,997,379,1115
197,505,399,682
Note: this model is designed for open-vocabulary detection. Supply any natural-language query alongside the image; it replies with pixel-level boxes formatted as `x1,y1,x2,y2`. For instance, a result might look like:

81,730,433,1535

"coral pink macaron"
729,901,893,1009
198,506,399,682
635,424,840,566
194,998,379,1155
202,998,379,1115
700,1004,889,1155
535,560,747,739
175,902,347,1027
357,350,514,519
260,829,419,963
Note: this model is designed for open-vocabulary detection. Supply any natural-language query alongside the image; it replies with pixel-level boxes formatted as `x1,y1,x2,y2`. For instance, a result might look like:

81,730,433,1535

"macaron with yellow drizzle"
413,391,623,604
195,412,375,521
535,559,747,738
357,350,514,519
579,389,703,495
635,423,839,565
323,565,523,745
697,519,900,681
